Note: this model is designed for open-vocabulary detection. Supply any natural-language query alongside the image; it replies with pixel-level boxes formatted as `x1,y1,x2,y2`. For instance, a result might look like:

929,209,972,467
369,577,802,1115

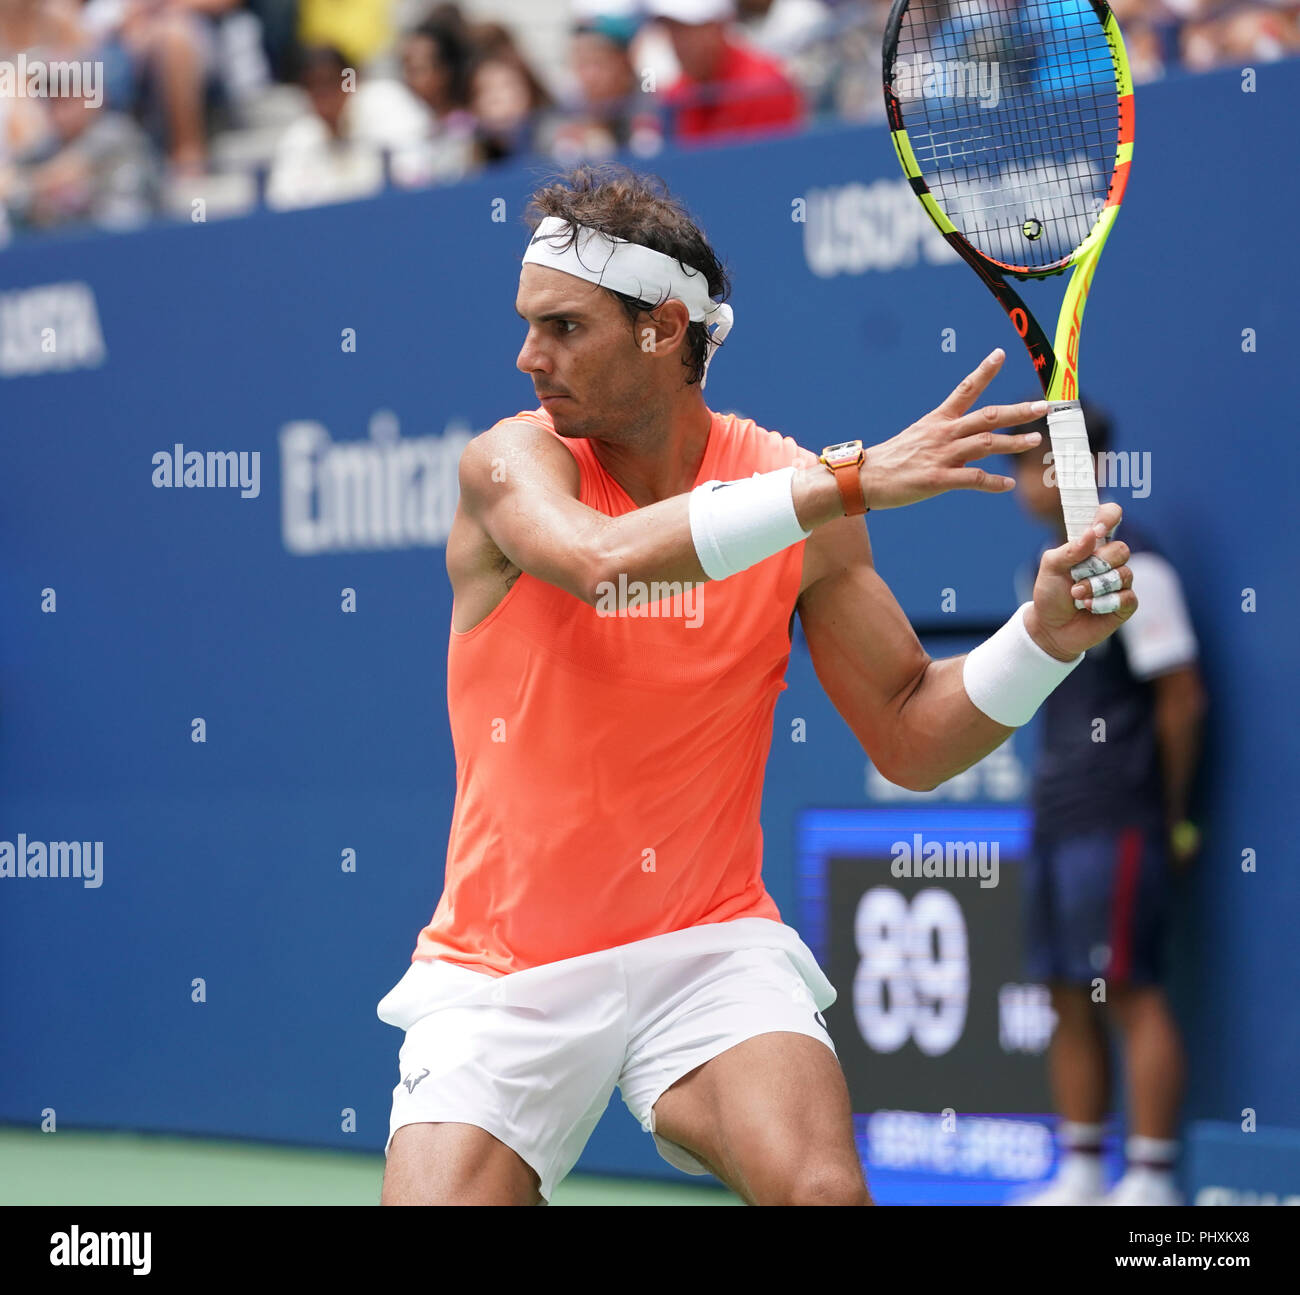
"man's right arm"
456,419,845,606
458,350,1048,606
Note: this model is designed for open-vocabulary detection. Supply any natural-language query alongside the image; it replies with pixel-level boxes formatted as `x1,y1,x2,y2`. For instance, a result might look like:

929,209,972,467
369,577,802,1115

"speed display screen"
797,808,1054,1116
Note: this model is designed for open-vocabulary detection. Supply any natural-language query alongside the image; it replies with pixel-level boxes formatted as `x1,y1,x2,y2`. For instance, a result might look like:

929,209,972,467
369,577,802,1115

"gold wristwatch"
819,440,868,516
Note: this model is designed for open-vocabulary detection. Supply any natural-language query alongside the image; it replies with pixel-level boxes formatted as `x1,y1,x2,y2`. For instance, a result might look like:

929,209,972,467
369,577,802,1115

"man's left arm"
1151,666,1207,857
796,503,1137,792
1117,550,1208,861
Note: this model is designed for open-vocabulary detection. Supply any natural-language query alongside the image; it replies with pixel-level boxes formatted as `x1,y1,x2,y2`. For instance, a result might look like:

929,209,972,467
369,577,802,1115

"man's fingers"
1093,539,1130,570
1073,586,1139,620
1048,523,1137,614
952,399,1050,438
935,348,1007,418
1071,564,1132,602
1067,539,1130,581
1045,524,1107,577
952,428,1044,461
1071,553,1111,579
948,466,1016,493
1063,504,1126,597
1038,499,1133,614
1046,503,1124,572
1092,501,1124,538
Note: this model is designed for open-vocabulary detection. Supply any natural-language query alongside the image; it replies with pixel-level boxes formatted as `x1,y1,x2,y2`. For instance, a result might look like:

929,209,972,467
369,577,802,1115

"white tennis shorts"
376,917,838,1202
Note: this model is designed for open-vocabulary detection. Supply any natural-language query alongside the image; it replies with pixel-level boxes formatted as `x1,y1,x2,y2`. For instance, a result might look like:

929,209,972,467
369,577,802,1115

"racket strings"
890,0,1121,268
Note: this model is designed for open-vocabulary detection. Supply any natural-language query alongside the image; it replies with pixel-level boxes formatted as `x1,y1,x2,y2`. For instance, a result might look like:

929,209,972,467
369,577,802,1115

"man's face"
663,19,727,82
515,263,658,440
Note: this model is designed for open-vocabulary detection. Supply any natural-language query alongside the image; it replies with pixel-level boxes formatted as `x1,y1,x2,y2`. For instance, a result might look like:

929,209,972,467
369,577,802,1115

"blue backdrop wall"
1,62,1296,1183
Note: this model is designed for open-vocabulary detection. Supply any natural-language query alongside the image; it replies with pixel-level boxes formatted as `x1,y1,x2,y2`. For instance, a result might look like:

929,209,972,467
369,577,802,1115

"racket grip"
1047,399,1112,612
1047,400,1100,544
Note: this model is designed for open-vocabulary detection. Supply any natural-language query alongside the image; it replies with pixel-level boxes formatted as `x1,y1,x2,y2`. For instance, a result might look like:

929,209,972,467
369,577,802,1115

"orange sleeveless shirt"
412,407,817,976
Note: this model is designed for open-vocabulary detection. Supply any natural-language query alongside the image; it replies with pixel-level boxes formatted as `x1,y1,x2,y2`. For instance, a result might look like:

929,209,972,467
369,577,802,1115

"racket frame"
882,0,1135,406
882,0,1135,583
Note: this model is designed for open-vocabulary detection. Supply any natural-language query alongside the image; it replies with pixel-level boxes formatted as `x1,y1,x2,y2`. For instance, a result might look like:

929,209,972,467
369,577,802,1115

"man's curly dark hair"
524,163,731,387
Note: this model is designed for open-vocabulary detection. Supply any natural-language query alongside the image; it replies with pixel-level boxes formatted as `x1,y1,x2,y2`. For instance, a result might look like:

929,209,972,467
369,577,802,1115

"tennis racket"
882,0,1134,608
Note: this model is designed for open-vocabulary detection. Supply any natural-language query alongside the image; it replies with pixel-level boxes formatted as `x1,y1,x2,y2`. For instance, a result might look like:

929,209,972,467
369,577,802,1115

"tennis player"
377,164,1138,1206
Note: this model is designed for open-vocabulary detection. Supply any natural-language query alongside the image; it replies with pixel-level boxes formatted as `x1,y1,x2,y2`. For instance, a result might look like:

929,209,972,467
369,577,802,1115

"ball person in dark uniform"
1011,401,1206,1206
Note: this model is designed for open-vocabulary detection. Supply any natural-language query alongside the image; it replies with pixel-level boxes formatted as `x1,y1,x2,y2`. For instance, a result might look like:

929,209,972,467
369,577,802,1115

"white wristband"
689,466,812,581
962,603,1083,727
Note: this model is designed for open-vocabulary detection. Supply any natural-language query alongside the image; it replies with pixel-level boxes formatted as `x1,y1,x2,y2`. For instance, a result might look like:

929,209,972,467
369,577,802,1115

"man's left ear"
655,300,691,350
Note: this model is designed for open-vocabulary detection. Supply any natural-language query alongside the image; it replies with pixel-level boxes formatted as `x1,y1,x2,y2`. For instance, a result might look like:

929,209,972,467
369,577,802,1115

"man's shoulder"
473,408,581,459
460,409,583,491
485,407,554,436
712,408,817,473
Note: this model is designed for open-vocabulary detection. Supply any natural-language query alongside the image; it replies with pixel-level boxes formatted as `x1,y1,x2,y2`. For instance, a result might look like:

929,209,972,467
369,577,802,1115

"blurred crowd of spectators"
1,0,1297,238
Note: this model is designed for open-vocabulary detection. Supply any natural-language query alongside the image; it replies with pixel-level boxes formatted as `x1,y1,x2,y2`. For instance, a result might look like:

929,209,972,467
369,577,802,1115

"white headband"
522,216,734,388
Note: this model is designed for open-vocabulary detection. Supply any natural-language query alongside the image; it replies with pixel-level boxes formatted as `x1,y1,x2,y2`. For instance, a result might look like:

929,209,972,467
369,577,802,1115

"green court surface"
0,1127,739,1206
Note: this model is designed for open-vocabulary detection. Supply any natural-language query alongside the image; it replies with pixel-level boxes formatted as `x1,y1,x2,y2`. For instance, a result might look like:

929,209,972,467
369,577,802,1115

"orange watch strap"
832,458,868,516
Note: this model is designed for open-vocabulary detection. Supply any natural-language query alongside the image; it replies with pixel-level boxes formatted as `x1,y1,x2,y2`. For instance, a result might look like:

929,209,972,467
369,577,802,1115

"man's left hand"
1023,502,1138,661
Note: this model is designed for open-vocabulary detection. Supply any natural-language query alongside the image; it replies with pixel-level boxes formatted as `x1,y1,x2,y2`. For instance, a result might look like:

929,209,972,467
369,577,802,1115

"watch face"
822,440,863,466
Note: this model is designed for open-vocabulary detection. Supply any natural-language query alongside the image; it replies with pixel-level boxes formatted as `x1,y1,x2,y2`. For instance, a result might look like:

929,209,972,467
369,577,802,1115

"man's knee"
767,1161,872,1207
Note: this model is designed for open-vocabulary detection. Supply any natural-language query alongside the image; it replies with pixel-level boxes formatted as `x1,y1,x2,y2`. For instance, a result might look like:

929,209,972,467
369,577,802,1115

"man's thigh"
651,1031,871,1206
382,1122,542,1206
378,957,625,1204
1046,824,1170,985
